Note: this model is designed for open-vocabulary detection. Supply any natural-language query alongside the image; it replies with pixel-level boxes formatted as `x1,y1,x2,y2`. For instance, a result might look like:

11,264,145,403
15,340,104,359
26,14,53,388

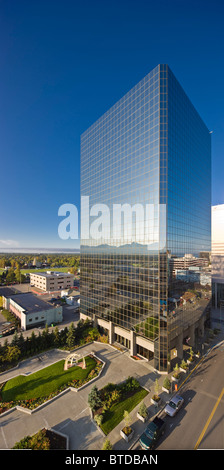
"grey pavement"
0,349,67,382
0,343,162,450
1,320,224,450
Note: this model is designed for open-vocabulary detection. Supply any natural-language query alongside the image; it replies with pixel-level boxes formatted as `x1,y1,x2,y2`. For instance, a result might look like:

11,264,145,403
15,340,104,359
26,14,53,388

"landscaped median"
89,377,149,436
0,353,105,415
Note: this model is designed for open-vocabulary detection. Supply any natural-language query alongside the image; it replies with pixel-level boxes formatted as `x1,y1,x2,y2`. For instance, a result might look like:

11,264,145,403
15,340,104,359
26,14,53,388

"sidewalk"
106,325,224,450
107,380,169,450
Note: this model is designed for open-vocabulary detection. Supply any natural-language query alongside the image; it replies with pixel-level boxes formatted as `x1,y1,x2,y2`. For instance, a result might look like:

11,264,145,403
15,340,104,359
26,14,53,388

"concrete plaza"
0,342,163,450
0,315,223,451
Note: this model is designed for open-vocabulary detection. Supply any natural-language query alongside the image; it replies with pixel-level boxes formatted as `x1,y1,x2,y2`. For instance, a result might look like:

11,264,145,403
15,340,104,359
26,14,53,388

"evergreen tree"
88,385,102,411
30,331,37,352
53,326,60,347
66,323,76,349
17,332,25,356
5,345,21,363
42,324,50,349
11,331,19,347
3,338,9,352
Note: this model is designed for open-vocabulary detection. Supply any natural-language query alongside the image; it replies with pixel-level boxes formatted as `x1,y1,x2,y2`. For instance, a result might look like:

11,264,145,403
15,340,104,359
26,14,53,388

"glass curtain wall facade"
167,69,211,363
80,64,211,372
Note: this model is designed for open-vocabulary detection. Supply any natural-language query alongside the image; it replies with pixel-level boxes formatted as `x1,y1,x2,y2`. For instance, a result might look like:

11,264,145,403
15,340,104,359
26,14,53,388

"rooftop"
10,293,53,314
30,271,73,278
0,287,17,298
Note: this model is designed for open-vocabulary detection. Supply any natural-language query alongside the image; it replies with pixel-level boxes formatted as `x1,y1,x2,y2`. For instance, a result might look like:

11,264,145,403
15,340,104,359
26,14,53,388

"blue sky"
0,0,224,250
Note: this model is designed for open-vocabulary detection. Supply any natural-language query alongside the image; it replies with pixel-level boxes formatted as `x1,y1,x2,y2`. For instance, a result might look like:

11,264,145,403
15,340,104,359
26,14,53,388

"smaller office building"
0,287,17,308
4,292,62,330
30,271,74,292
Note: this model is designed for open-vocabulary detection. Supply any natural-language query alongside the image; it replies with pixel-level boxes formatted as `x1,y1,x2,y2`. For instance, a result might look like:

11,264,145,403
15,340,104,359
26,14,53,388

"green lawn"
2,356,96,402
21,267,72,274
101,387,148,435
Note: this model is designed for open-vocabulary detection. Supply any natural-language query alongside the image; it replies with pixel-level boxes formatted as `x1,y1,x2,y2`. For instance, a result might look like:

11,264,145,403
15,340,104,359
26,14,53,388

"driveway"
0,343,159,450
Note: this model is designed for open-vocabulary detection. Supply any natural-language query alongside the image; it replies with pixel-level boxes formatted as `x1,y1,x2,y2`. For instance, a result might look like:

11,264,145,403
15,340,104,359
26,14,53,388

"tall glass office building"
80,64,211,372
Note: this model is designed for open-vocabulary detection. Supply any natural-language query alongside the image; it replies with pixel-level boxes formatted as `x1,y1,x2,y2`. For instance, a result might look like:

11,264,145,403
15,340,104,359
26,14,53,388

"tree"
88,385,102,411
11,331,19,347
15,268,25,283
41,324,52,349
153,378,160,399
123,410,131,428
15,268,21,283
66,322,76,349
3,338,9,351
5,345,21,363
6,269,16,284
17,332,25,355
94,414,103,426
53,325,60,347
138,401,148,418
102,439,113,450
30,331,37,352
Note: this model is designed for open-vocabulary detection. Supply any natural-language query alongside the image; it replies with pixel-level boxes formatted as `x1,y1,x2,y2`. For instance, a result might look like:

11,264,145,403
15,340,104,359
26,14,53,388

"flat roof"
10,293,53,314
0,287,17,298
29,271,73,278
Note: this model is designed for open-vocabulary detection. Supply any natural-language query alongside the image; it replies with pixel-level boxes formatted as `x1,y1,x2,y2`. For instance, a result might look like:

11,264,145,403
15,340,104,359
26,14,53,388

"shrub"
123,409,131,427
102,439,112,450
94,414,103,426
153,378,160,399
102,383,116,393
163,377,171,390
122,410,132,435
180,359,188,370
172,363,180,379
13,429,50,450
123,376,140,392
138,401,148,418
111,389,122,403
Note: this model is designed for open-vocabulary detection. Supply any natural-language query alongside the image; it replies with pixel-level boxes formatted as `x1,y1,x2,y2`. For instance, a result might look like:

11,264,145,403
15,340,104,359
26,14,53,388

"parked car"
164,395,184,417
139,417,165,450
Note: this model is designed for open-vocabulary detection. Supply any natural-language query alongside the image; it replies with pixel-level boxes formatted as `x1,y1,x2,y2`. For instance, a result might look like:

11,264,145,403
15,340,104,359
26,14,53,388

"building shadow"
53,414,105,450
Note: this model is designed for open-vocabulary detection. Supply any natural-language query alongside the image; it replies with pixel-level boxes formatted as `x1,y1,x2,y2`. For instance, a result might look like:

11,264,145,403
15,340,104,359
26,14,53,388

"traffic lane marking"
194,387,224,450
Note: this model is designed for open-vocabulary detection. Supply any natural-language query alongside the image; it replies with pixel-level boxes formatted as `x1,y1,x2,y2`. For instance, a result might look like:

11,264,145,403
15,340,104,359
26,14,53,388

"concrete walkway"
1,319,224,450
0,343,160,450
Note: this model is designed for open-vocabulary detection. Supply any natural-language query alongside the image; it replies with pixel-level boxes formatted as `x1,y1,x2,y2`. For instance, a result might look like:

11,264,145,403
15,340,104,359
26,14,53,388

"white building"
0,290,63,330
30,271,74,292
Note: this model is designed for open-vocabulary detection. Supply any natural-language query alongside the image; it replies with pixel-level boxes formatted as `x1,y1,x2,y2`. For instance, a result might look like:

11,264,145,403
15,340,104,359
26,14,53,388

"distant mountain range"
0,247,80,254
81,242,161,254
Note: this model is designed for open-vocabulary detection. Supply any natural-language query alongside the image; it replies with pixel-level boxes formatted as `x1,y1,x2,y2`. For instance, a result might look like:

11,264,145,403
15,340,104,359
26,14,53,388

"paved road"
156,340,224,450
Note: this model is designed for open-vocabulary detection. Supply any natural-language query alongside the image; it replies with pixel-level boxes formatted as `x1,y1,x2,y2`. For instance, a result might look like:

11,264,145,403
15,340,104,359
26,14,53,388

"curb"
0,353,105,417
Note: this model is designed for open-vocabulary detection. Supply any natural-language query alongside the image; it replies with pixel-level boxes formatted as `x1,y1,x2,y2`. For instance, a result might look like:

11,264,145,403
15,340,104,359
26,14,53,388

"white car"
164,395,184,417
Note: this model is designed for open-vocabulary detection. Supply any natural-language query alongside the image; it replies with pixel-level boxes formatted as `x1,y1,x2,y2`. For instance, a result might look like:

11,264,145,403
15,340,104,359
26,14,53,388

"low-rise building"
8,293,63,330
0,287,63,330
175,269,211,286
0,287,17,308
30,271,74,292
